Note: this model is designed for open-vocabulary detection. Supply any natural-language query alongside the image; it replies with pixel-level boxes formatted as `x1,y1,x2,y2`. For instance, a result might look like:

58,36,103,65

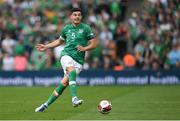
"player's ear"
69,13,73,19
68,12,72,19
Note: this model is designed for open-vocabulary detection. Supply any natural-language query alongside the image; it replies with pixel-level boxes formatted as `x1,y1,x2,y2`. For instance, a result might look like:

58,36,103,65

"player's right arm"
36,39,64,52
36,25,67,52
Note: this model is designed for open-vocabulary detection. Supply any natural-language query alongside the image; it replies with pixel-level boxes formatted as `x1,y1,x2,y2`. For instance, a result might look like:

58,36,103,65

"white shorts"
60,55,83,76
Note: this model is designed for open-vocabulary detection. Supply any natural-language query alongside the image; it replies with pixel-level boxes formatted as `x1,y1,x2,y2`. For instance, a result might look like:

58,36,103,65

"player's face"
71,11,82,25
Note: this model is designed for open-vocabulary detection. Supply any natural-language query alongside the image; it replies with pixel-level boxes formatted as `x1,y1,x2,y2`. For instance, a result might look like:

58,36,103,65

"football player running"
35,7,97,112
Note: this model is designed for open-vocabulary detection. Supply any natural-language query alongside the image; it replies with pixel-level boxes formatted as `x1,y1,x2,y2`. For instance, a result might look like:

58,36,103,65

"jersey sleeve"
85,25,95,40
59,26,66,41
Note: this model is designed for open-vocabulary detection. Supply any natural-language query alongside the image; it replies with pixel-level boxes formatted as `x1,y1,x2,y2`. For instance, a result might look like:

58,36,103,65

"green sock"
46,83,66,106
69,70,77,98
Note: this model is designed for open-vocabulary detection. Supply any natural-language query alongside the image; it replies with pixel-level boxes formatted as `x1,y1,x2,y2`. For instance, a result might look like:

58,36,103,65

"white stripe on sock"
69,81,76,85
53,90,59,97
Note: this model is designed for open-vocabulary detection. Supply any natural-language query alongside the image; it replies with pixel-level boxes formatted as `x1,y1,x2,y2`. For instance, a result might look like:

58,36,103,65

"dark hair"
71,7,81,13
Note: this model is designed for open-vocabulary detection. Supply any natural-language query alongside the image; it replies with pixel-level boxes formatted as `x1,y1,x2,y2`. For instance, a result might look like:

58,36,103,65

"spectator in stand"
1,34,16,55
13,39,27,71
14,55,27,71
2,53,14,71
168,43,180,68
0,49,2,69
99,26,113,48
123,53,136,69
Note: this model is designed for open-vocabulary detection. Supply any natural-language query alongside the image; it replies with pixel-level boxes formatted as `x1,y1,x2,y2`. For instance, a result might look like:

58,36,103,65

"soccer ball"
98,100,112,114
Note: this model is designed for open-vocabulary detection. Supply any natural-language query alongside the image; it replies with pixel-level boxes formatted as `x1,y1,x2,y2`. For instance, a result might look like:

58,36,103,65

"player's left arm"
77,38,97,52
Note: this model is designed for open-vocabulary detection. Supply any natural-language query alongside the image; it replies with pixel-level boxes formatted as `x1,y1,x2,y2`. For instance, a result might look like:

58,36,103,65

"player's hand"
35,44,47,51
77,45,86,52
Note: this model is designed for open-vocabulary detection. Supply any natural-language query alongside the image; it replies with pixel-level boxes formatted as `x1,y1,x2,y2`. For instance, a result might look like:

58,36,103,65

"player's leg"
61,55,83,107
67,66,83,107
35,76,68,112
45,76,68,106
67,66,77,97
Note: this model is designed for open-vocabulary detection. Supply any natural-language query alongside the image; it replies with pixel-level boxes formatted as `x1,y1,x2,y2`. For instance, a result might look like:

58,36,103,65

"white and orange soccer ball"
98,100,112,114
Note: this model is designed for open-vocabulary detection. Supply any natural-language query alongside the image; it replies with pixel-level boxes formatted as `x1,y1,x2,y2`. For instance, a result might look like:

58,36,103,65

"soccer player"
35,7,97,112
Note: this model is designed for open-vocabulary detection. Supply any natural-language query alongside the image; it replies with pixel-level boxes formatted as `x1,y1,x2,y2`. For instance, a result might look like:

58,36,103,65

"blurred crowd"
128,0,180,70
0,0,179,71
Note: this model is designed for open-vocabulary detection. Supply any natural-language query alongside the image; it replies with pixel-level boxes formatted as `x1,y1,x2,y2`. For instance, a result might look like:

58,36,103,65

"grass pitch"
0,85,180,120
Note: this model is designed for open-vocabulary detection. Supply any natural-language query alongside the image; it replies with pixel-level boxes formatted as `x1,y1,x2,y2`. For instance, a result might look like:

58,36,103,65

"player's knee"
66,66,76,73
61,81,68,86
61,77,69,86
53,90,59,97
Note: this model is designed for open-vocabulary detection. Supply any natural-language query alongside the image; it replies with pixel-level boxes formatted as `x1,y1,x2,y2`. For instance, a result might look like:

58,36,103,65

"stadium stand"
0,0,179,71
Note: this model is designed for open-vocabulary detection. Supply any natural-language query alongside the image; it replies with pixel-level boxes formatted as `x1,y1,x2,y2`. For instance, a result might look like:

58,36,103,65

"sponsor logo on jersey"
78,29,83,33
90,33,94,36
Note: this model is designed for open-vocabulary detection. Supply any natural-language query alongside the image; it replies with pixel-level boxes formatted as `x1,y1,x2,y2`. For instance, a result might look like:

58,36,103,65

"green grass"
0,85,180,120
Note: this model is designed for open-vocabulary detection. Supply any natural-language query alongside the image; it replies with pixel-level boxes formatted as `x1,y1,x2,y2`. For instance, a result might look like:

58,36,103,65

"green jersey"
59,23,95,65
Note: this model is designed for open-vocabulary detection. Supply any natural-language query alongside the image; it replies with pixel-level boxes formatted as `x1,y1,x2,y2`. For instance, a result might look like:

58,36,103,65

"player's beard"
73,18,81,25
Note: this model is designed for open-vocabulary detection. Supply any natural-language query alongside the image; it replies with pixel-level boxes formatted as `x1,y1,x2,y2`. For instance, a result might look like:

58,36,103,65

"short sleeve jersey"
59,23,95,65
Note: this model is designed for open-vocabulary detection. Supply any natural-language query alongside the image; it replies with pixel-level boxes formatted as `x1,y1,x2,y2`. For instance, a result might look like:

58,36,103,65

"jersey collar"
71,23,82,28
